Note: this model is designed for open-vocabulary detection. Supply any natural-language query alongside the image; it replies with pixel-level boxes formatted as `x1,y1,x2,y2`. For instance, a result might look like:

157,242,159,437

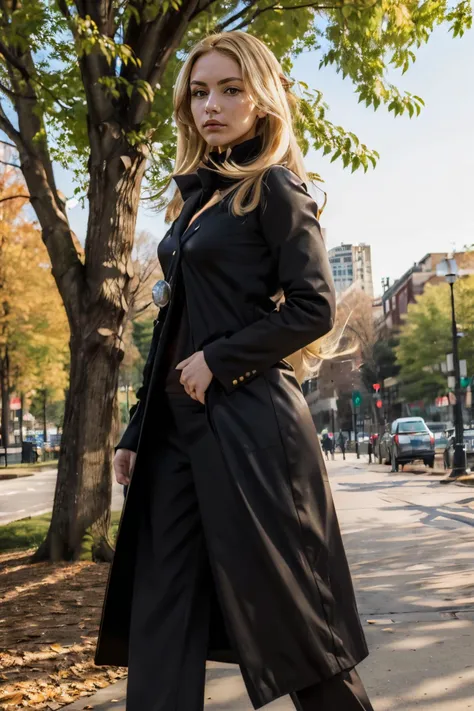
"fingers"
114,450,132,486
115,468,130,486
176,354,193,370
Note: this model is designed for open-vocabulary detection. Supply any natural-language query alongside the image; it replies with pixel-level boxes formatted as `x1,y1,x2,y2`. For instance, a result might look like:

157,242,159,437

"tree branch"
0,105,25,152
215,1,343,32
0,40,31,82
124,0,201,126
0,139,18,150
0,159,21,169
0,194,30,203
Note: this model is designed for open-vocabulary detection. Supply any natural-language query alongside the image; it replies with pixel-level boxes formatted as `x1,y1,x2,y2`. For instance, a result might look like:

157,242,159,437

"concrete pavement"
64,454,474,710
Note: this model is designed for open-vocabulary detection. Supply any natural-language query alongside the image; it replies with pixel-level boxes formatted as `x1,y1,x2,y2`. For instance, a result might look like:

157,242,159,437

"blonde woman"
96,31,373,711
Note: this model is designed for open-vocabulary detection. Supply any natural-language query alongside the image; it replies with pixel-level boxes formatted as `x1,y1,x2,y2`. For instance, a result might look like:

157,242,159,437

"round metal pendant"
152,279,171,307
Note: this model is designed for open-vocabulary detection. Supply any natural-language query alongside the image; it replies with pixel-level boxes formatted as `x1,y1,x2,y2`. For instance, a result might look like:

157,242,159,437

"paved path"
0,470,125,525
64,455,474,710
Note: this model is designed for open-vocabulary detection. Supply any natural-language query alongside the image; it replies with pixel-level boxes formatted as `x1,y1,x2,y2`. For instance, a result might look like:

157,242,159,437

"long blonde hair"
164,31,335,382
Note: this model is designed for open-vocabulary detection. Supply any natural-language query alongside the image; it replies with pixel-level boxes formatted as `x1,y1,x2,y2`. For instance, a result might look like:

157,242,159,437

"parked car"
425,422,452,453
443,428,474,470
378,417,435,471
377,429,392,465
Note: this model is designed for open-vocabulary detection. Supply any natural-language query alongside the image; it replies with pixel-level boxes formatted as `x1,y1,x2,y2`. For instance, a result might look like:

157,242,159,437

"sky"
63,24,474,299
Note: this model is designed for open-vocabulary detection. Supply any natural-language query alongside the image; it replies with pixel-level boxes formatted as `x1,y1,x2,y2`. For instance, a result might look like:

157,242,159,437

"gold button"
245,372,251,377
239,376,245,382
232,379,238,386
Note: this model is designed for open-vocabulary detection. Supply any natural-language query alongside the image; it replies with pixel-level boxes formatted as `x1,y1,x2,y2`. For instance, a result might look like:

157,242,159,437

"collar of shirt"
172,133,263,202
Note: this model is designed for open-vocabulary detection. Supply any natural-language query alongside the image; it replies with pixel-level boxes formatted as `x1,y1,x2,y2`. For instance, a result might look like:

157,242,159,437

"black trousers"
127,393,373,711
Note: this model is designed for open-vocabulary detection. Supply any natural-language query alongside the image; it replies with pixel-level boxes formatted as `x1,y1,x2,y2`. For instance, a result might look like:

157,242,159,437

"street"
63,453,474,711
0,470,125,525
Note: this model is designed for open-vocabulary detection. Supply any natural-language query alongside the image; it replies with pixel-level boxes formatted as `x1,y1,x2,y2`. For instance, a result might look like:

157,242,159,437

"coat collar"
172,134,263,201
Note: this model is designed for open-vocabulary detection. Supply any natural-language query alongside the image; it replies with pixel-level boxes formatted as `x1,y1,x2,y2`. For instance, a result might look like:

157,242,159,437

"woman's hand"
114,448,137,486
176,351,213,404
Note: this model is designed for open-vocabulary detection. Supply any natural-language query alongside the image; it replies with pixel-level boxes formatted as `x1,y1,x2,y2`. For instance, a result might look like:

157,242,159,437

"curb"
0,472,35,480
0,467,57,480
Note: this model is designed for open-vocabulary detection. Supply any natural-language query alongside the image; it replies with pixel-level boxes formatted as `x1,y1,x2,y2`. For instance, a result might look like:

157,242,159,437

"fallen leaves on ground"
0,550,127,710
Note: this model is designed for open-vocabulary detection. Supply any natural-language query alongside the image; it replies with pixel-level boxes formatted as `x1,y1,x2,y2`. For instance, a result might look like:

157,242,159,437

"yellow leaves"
0,170,69,396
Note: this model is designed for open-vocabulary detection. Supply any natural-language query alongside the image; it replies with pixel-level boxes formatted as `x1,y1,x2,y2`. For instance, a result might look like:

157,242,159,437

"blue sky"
65,24,474,298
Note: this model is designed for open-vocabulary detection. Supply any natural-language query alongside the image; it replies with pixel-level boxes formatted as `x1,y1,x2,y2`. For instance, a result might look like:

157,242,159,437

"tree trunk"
32,144,147,562
0,346,10,448
42,389,47,444
19,392,24,447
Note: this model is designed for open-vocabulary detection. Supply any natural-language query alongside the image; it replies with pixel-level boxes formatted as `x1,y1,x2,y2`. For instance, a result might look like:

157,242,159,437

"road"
65,453,474,711
0,469,125,525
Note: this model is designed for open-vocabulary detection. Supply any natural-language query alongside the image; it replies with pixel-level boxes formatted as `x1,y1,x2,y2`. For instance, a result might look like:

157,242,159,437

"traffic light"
352,391,362,407
461,377,470,388
372,383,381,393
376,399,383,409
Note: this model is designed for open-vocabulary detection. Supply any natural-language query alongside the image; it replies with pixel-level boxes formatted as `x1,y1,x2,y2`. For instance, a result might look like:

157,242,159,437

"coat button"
232,379,238,386
239,376,244,382
245,372,251,377
252,369,257,374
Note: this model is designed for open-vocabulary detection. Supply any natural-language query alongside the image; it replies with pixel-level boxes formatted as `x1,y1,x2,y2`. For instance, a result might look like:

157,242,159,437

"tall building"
328,243,374,297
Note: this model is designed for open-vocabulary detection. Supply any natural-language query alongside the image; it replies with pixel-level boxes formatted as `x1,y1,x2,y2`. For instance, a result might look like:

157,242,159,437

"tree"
0,0,471,560
0,163,69,447
396,276,474,403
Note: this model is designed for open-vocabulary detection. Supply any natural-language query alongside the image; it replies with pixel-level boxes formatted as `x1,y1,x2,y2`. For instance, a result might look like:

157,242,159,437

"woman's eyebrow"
190,77,243,86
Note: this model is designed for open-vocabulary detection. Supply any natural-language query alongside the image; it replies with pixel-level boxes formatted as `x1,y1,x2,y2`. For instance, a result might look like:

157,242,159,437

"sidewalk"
59,458,474,711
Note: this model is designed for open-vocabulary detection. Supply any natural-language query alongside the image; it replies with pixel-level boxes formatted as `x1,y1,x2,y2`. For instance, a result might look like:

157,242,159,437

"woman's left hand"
176,351,213,404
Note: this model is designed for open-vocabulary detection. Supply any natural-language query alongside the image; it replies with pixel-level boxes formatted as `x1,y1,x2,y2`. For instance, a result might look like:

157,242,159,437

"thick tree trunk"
32,143,147,562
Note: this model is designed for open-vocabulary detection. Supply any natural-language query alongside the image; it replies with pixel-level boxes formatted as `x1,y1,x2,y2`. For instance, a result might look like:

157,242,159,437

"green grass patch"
0,511,122,553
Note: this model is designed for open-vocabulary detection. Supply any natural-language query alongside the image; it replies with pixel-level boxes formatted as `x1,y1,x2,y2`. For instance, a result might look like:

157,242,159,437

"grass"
0,511,121,553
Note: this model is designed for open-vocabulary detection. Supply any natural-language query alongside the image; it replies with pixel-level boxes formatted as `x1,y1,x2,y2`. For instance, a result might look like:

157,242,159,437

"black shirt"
157,229,194,394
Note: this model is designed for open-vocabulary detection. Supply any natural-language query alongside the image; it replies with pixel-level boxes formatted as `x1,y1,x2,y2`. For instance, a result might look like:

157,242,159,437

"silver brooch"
152,279,171,307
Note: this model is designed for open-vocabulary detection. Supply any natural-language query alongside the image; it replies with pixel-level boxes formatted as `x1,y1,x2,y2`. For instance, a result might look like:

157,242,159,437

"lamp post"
436,257,466,480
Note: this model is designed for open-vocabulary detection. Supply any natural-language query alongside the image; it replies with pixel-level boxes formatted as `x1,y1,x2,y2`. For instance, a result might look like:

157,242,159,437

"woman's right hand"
114,448,137,486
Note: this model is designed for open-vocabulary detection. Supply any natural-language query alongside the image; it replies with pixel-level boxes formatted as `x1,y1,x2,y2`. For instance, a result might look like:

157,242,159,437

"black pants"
127,393,373,711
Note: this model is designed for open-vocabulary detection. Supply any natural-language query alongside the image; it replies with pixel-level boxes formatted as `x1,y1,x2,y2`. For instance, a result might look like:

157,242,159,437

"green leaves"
0,0,470,200
397,276,474,403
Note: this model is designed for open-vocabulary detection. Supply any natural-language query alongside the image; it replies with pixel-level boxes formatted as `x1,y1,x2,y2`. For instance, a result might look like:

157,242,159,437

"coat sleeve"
202,165,336,395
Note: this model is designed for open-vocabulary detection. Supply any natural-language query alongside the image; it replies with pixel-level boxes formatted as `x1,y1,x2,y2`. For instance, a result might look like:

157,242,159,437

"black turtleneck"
158,133,264,395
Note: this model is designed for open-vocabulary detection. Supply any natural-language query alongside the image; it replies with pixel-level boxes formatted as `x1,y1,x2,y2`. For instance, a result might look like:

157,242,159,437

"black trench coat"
95,136,368,708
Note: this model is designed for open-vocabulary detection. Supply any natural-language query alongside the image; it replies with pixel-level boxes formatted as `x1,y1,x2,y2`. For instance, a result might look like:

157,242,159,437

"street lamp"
436,257,466,480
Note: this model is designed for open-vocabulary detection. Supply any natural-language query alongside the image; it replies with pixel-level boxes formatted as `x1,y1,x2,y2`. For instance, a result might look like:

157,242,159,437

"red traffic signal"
373,383,381,393
376,399,383,409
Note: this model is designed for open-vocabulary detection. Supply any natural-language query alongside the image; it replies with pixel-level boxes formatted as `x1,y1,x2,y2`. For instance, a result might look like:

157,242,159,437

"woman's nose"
205,93,220,112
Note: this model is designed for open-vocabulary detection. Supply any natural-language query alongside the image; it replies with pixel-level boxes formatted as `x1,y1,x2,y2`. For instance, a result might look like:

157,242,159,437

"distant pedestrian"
338,431,346,460
322,432,333,460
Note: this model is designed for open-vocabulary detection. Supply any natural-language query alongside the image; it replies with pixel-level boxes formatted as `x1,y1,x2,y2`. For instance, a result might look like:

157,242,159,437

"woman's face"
189,50,265,150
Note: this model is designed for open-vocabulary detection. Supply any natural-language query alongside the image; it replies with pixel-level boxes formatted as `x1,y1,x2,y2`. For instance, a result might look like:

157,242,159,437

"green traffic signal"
352,391,362,407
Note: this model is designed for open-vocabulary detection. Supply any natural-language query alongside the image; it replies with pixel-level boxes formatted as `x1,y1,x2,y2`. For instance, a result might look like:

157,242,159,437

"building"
381,251,474,332
328,243,374,297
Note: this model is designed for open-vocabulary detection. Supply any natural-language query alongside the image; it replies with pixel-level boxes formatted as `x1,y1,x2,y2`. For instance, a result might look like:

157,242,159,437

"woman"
95,31,372,711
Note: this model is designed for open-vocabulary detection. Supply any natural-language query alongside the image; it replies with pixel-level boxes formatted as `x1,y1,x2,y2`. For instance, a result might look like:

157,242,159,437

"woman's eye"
191,87,241,97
